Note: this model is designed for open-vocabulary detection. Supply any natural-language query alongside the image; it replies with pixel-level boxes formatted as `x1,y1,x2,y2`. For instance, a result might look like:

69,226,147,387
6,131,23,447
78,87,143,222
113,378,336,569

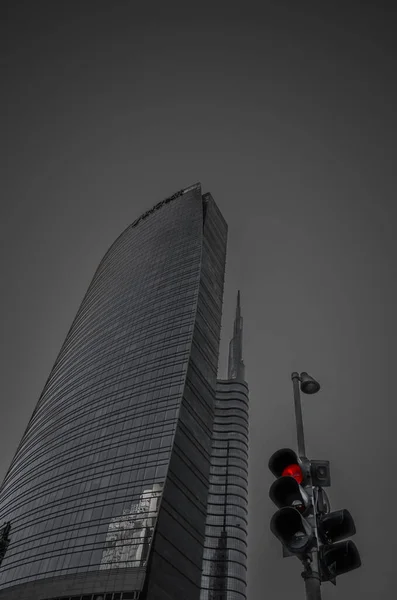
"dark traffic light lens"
282,463,303,484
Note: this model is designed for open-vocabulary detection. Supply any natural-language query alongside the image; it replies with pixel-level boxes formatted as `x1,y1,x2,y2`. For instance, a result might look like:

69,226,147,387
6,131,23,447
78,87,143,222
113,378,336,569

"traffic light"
270,372,361,594
268,448,314,555
268,447,361,584
318,508,361,583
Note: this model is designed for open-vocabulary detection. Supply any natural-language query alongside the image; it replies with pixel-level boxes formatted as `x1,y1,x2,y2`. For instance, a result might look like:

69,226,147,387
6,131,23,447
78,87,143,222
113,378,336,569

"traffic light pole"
270,373,360,593
292,372,307,459
291,372,322,600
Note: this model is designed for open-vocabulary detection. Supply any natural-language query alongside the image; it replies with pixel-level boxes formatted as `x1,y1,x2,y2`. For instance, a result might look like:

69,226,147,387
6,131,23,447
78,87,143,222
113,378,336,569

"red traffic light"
268,448,300,478
282,463,303,484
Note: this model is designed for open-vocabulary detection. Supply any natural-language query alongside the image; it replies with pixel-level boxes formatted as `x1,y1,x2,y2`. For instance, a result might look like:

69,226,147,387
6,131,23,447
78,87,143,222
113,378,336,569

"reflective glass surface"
142,192,228,600
201,381,249,600
0,184,228,600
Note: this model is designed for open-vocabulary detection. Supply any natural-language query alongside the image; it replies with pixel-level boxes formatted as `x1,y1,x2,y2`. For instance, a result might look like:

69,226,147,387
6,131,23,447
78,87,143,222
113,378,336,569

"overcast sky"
2,2,397,598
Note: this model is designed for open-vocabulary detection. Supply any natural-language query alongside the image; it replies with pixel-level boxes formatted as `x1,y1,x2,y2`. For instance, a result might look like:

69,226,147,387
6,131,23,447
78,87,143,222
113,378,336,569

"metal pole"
291,372,322,600
302,566,322,600
291,372,306,459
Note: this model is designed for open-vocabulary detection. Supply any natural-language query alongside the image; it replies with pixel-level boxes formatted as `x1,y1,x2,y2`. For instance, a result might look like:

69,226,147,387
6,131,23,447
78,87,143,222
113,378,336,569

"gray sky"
2,2,396,598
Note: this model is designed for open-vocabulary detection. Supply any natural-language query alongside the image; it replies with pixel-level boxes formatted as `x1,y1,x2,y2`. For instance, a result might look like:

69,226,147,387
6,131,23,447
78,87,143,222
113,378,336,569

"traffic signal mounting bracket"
310,460,331,487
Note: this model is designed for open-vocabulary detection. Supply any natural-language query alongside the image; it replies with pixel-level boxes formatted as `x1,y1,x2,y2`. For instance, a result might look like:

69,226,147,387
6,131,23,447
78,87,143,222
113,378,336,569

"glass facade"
200,295,249,600
0,184,228,600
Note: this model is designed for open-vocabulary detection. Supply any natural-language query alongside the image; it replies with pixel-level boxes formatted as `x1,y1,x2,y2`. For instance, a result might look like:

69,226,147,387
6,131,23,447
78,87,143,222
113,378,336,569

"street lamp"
299,372,321,395
291,371,320,460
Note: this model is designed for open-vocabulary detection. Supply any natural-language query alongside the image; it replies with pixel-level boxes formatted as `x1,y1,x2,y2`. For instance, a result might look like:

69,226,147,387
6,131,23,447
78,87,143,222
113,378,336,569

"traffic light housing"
269,473,310,513
268,447,361,582
270,507,315,554
268,448,314,556
268,448,306,480
318,508,361,582
268,448,311,512
320,540,361,581
318,508,356,544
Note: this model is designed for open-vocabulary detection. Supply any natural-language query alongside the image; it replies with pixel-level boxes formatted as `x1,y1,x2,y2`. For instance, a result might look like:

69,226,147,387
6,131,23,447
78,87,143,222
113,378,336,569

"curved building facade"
201,293,249,600
0,183,228,600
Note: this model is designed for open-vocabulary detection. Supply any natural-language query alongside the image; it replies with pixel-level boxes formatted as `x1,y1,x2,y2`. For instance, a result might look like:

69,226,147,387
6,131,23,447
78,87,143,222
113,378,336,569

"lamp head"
300,372,320,394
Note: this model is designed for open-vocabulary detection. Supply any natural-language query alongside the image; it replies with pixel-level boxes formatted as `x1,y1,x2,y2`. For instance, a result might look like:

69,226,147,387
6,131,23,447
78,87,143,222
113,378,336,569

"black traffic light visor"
269,475,309,512
318,509,356,544
320,540,361,579
270,507,314,554
268,448,299,477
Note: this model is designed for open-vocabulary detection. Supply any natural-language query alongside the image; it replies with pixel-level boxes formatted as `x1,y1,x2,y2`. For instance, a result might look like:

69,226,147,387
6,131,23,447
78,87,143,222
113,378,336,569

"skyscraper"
0,183,228,600
200,292,249,600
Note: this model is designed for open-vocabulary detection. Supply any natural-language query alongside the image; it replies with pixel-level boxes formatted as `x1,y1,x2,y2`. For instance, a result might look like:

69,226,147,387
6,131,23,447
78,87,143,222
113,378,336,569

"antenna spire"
227,290,245,381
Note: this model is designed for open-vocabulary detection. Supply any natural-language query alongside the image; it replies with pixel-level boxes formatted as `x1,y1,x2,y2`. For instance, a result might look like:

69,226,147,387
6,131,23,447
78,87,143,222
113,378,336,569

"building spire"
227,290,245,381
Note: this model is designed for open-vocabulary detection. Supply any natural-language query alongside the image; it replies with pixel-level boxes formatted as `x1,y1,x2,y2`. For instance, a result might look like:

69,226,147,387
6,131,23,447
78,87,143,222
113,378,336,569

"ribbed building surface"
0,183,228,600
200,294,249,600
